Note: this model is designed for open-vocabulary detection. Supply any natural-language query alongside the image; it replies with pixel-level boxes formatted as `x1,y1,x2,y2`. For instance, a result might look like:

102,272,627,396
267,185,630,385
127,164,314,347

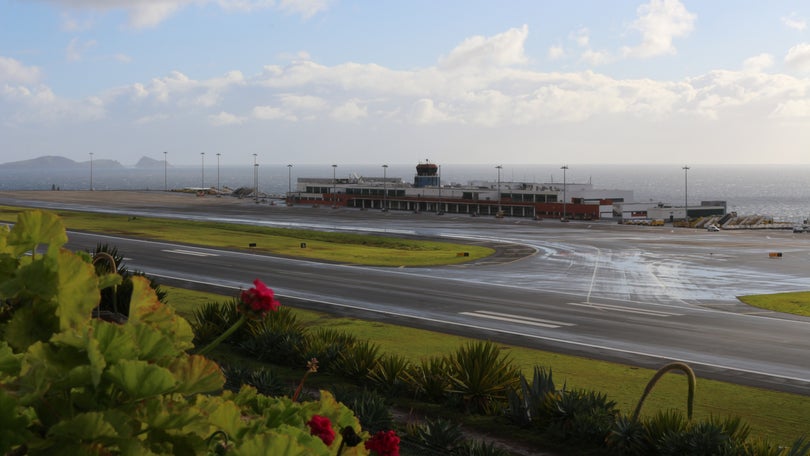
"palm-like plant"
445,340,519,414
505,366,558,427
367,354,410,394
402,356,451,402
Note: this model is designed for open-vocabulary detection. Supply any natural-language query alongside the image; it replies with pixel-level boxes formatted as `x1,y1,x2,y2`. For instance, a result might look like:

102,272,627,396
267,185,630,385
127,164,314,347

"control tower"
413,160,439,188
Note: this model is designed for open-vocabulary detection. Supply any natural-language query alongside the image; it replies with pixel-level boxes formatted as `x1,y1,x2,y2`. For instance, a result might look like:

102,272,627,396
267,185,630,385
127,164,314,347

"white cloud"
209,111,245,125
782,13,807,31
252,105,296,121
0,57,41,84
35,0,330,28
439,25,529,70
621,0,696,59
66,38,98,62
580,49,613,66
280,94,328,111
277,0,333,18
743,53,774,72
570,27,590,47
548,45,565,61
330,99,367,121
409,99,453,124
785,43,810,72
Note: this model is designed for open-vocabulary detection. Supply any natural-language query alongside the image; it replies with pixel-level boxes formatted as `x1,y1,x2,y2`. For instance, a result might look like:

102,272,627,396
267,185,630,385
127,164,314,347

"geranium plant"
0,210,379,455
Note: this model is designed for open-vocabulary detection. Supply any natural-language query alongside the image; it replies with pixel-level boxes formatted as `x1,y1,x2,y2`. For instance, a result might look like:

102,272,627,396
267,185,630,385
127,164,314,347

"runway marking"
460,310,574,328
162,249,220,257
568,302,682,317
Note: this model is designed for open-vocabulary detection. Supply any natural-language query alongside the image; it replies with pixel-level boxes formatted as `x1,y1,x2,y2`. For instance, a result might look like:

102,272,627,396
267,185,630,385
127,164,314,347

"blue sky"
3,0,810,166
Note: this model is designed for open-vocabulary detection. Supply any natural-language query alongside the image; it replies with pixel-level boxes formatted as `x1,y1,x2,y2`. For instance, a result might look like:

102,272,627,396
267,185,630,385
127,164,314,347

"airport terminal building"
287,162,638,220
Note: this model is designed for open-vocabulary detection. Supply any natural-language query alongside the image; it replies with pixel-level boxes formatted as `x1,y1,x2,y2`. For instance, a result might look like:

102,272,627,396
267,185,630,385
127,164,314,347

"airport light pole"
216,153,221,194
437,164,442,214
683,165,690,223
89,152,94,191
382,164,388,211
200,152,205,190
287,164,293,203
332,164,337,208
561,165,568,220
496,165,502,216
163,151,167,191
253,154,258,203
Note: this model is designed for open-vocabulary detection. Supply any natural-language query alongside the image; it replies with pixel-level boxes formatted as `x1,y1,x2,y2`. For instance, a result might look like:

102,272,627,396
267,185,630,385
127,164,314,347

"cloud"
570,27,590,47
621,0,696,59
547,45,565,61
330,99,367,121
209,111,245,125
785,43,810,72
439,25,529,70
0,57,41,84
743,53,774,72
409,99,453,124
252,105,297,121
782,13,807,31
66,38,98,62
34,0,330,28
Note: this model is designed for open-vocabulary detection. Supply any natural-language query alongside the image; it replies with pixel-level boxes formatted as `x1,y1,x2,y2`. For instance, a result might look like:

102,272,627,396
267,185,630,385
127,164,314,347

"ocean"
1,163,809,223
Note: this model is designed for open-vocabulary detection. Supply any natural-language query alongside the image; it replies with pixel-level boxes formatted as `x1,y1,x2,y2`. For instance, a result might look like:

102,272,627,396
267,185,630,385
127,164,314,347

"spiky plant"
304,328,357,373
402,356,451,403
408,417,465,453
335,340,381,381
445,340,520,414
367,354,410,395
543,388,618,444
505,366,558,427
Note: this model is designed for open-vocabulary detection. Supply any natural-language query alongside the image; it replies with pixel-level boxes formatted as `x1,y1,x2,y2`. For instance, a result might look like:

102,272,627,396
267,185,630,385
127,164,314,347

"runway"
2,191,810,394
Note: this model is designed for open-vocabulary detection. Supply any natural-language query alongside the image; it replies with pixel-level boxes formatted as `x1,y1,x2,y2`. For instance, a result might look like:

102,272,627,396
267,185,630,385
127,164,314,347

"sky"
3,0,810,166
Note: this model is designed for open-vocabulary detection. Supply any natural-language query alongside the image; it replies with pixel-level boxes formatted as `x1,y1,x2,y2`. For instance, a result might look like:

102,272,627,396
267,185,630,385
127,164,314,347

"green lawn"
739,291,810,316
170,286,810,445
0,205,493,267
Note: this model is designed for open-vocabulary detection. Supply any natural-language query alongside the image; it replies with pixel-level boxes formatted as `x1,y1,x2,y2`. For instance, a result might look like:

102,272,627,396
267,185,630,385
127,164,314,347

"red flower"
306,415,335,446
364,430,400,456
239,279,280,318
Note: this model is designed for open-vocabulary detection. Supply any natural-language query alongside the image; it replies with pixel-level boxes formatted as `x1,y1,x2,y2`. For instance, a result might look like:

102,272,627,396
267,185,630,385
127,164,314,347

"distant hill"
135,156,168,168
0,155,123,169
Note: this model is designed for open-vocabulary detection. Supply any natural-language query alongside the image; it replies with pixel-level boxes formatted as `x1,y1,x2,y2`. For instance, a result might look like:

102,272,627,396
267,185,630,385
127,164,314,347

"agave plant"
402,356,452,403
367,353,410,395
543,388,618,444
445,340,520,414
335,339,382,381
505,366,558,427
304,328,357,373
408,417,465,453
331,387,393,434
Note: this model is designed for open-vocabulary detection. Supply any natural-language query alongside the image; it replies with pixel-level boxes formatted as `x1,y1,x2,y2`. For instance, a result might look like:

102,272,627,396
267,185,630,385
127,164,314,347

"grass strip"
739,291,810,316
0,205,493,267
169,286,810,445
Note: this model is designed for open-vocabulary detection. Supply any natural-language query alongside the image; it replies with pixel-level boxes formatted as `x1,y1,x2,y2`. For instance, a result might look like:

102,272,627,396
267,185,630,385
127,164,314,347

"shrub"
367,353,410,395
505,366,558,427
445,340,520,414
543,388,618,444
407,417,465,453
403,356,452,402
335,339,381,381
221,364,290,397
331,387,394,434
237,307,309,365
0,210,376,454
304,327,357,373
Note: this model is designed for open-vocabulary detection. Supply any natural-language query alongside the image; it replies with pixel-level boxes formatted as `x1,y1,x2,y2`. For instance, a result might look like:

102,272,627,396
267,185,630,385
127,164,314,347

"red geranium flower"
365,430,400,456
306,415,335,446
239,279,280,318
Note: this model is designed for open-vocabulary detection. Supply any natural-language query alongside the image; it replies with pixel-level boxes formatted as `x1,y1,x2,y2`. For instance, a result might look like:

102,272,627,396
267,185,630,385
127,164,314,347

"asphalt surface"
3,191,810,395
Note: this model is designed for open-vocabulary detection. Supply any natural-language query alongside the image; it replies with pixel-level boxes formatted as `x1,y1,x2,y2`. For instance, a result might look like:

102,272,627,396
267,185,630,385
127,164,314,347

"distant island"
0,155,170,170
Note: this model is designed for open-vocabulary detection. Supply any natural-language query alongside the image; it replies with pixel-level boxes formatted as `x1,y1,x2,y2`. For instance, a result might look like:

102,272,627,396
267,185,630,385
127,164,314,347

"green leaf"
5,303,58,352
233,425,330,456
204,397,245,440
0,390,31,454
48,411,120,440
132,325,178,362
7,210,67,256
97,272,123,291
128,276,194,352
54,249,99,331
135,396,208,434
168,355,224,395
104,359,176,399
51,328,107,387
0,342,21,377
91,320,140,364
